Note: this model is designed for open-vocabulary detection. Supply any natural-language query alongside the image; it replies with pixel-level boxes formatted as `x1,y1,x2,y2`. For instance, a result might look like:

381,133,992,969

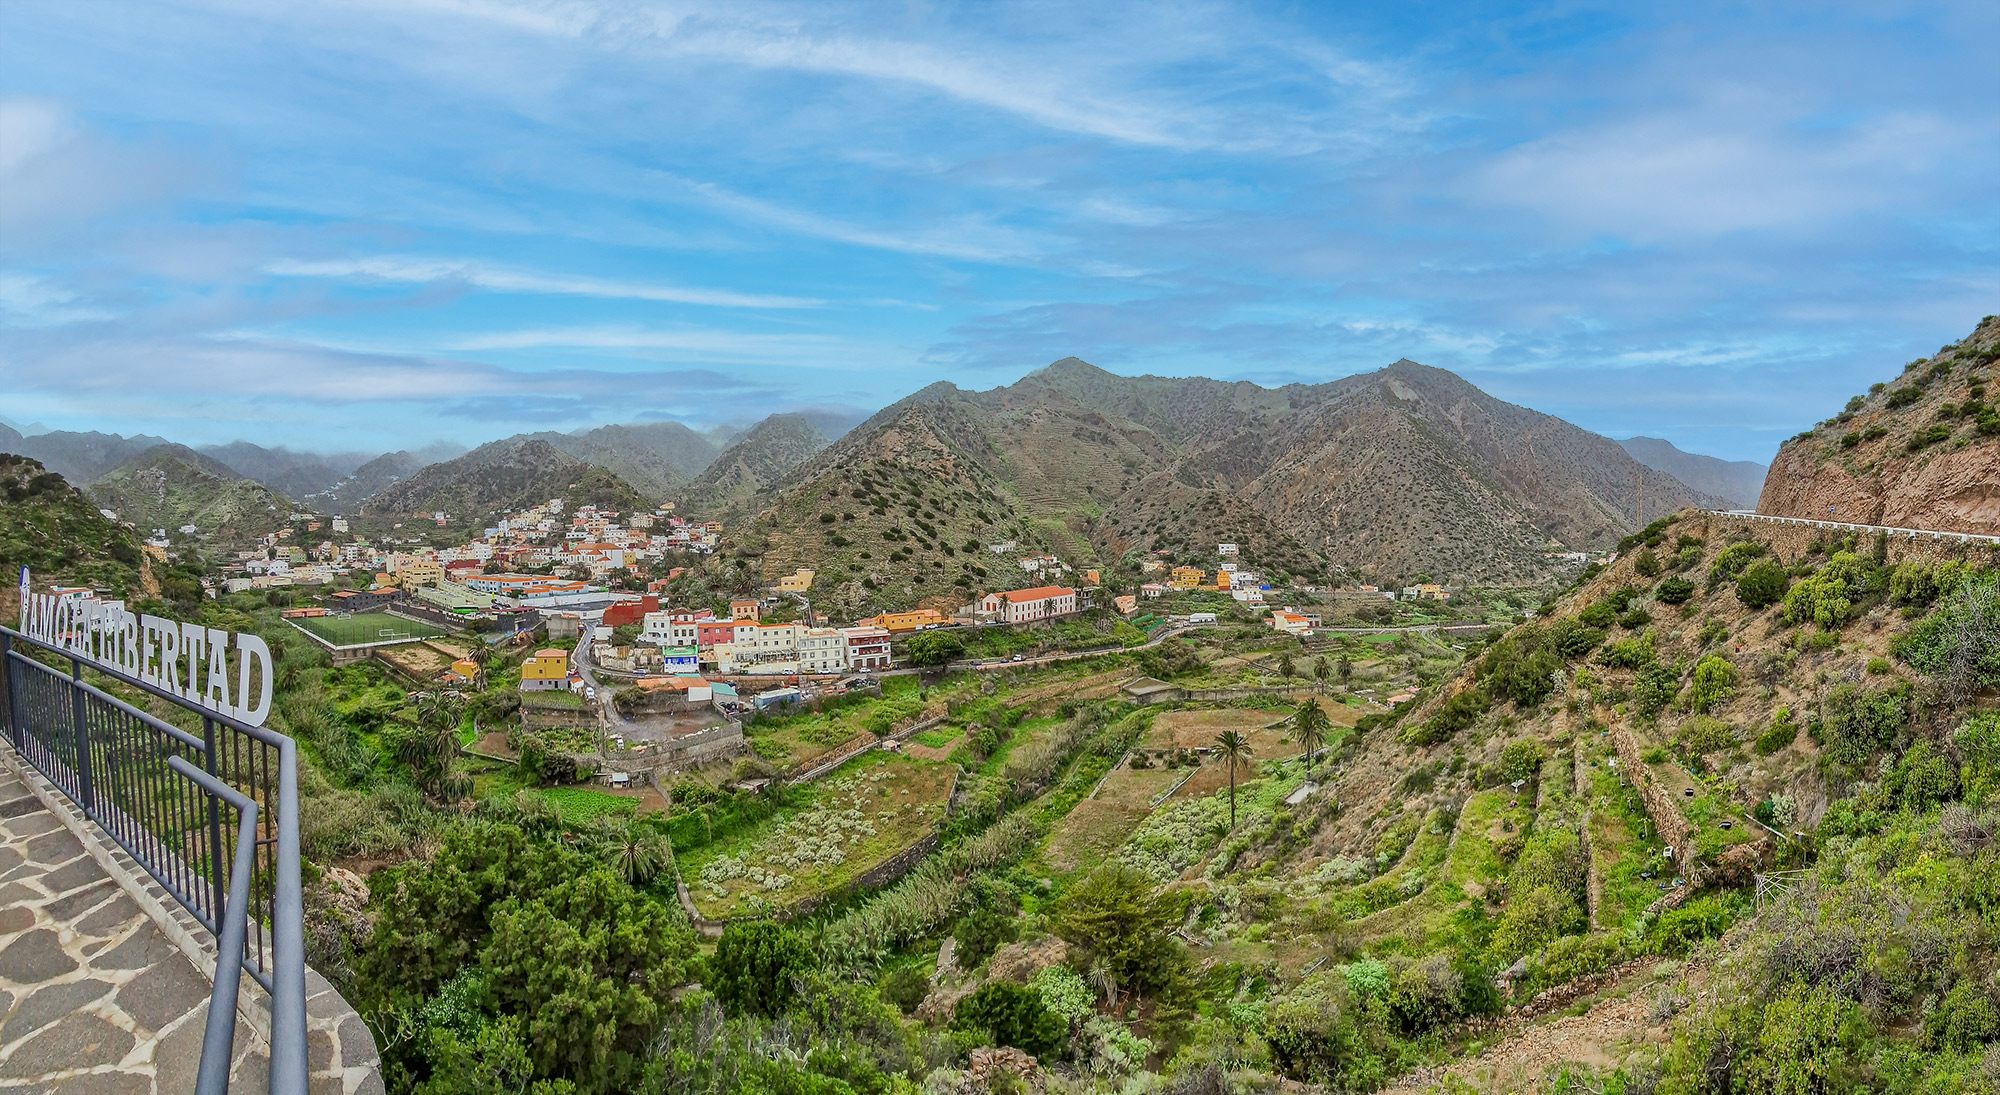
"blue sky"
0,1,1993,462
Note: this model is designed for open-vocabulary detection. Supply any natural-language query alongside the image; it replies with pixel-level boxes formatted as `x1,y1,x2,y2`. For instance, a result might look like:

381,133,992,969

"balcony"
1,625,382,1093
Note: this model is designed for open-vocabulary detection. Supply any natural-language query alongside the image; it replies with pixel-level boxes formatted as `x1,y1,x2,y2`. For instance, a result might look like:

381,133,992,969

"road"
1706,508,2000,546
569,642,625,726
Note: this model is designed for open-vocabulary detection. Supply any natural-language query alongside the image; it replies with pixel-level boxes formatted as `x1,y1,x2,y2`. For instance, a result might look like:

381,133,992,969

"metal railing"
0,624,306,1095
1706,508,2000,546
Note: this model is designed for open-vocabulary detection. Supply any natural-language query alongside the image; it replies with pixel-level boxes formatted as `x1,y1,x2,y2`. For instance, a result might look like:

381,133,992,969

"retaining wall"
1608,720,1696,879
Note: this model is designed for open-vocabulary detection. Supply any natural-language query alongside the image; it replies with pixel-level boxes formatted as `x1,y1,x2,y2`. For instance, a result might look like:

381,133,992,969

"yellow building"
868,608,949,633
520,648,570,691
776,568,816,593
394,558,444,589
1169,566,1206,590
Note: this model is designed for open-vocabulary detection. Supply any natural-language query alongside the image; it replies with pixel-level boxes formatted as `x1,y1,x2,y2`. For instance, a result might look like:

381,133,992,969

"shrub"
1488,885,1582,964
1577,601,1617,629
1633,548,1661,578
953,982,1067,1059
708,921,816,1019
1892,578,2000,703
1549,616,1605,658
1500,739,1546,782
953,898,1020,968
1926,978,2000,1051
1885,739,1958,810
1813,682,1908,773
1405,689,1488,746
1047,864,1186,1001
1709,541,1767,586
1685,653,1737,714
1655,577,1695,605
1632,662,1681,724
1736,560,1790,609
1677,716,1735,756
881,966,929,1015
1645,894,1734,956
1754,709,1798,756
1599,630,1656,670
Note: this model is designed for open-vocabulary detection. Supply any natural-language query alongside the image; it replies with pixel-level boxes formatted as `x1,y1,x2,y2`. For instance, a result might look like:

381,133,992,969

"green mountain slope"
0,455,146,609
361,438,647,519
86,445,291,545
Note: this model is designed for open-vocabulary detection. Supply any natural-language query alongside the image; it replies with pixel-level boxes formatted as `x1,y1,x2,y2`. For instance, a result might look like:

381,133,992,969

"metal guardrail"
0,624,306,1095
1706,509,2000,546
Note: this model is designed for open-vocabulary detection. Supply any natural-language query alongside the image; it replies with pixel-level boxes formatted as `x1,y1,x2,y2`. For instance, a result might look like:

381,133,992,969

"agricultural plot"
682,753,953,919
1142,707,1283,751
294,612,445,647
1041,762,1184,874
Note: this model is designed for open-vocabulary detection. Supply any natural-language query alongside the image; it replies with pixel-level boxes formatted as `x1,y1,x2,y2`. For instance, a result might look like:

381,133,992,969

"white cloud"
264,255,819,308
0,273,114,327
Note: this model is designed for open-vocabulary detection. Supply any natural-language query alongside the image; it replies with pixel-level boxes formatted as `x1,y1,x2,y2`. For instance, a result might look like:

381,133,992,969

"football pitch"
292,612,446,647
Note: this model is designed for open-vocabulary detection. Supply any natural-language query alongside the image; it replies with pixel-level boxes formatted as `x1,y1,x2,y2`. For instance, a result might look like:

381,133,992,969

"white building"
798,627,850,674
979,586,1078,624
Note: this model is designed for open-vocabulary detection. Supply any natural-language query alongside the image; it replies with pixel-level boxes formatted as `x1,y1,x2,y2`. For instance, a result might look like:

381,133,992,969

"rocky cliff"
1758,315,2000,531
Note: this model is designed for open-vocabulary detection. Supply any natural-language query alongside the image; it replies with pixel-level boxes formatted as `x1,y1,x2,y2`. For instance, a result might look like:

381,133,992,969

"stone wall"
1608,719,1696,879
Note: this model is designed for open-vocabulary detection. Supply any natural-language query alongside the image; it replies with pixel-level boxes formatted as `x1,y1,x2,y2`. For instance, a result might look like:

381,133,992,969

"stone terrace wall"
1608,720,1696,880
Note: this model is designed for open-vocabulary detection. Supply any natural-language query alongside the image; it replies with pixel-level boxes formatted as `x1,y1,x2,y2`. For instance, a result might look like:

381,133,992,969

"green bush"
1812,681,1908,773
1684,653,1737,714
1754,710,1798,756
1633,548,1661,578
1500,739,1547,782
1632,662,1681,725
1645,894,1734,956
881,965,929,1016
1655,576,1695,605
1736,559,1790,609
952,981,1067,1059
1885,739,1958,810
952,897,1021,968
1677,716,1735,756
707,922,817,1019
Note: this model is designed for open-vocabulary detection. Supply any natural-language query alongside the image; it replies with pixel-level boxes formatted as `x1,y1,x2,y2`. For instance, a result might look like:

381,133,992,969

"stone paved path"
0,757,383,1094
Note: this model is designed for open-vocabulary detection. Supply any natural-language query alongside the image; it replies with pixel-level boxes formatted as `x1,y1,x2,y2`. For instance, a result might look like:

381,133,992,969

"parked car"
1010,654,1023,662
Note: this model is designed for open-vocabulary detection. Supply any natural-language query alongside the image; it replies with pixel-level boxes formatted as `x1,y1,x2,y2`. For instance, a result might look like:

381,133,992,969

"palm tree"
1313,655,1331,695
1287,698,1330,779
1277,652,1295,680
1214,730,1251,829
1337,655,1354,686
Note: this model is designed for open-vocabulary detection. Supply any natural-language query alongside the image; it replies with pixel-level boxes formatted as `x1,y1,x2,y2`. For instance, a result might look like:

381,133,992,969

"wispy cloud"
265,256,820,308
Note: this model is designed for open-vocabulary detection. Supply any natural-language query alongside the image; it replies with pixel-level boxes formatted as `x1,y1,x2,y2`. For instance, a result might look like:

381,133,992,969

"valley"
4,318,1999,1095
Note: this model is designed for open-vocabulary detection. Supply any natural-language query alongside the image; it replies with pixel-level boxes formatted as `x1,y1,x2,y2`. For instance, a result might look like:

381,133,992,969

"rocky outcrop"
1758,315,2000,532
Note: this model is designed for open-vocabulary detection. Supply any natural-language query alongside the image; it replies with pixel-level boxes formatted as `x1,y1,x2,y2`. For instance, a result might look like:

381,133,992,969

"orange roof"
1001,586,1074,602
533,648,568,659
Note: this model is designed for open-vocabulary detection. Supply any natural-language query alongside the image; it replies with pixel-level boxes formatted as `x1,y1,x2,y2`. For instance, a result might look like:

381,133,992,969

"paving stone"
0,929,77,983
43,877,118,923
356,1068,387,1095
0,796,37,819
0,978,113,1045
44,1070,148,1095
21,827,79,862
151,999,207,1095
306,1027,335,1073
338,1013,377,1067
72,893,140,938
0,881,38,907
0,905,33,934
8,814,63,842
0,845,21,872
39,856,108,898
115,953,213,1033
90,925,178,972
0,1012,134,1078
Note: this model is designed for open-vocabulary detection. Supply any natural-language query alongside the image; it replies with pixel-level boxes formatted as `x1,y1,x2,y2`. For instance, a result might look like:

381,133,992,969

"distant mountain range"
0,368,1756,574
363,438,648,521
1616,437,1767,510
717,357,1731,616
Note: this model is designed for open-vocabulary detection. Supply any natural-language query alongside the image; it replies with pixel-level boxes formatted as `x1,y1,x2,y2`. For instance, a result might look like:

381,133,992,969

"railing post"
69,655,94,816
0,633,15,750
269,740,308,1095
202,715,228,934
